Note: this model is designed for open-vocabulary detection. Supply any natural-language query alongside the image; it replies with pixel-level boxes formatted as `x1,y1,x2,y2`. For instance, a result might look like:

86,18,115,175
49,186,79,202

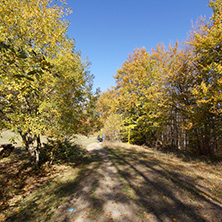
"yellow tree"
153,42,197,150
98,47,165,145
98,0,222,154
185,0,222,154
0,0,96,165
101,114,123,142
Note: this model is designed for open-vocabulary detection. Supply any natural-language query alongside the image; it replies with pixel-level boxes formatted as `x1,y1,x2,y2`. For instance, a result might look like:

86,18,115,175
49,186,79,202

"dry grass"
104,141,222,222
0,134,99,222
0,131,23,147
0,157,82,222
0,130,48,148
73,134,97,148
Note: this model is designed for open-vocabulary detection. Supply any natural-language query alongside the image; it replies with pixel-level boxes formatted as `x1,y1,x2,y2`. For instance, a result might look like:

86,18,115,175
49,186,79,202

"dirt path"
51,142,222,222
51,143,148,222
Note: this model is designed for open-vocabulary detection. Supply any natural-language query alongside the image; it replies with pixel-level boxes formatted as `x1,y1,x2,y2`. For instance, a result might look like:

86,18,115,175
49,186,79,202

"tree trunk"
19,130,41,167
35,134,41,166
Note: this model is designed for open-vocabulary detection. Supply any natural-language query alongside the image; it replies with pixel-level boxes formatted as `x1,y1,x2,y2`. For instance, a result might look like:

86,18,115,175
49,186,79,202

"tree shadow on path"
51,144,141,222
105,145,222,222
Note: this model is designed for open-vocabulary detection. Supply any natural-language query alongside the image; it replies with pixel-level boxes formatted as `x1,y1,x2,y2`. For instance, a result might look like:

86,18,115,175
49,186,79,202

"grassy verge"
103,142,222,222
0,133,99,222
73,134,97,148
0,130,48,148
0,131,23,147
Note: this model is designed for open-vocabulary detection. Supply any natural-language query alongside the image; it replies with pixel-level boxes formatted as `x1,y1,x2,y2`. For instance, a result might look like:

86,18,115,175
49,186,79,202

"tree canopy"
0,0,98,165
97,0,222,155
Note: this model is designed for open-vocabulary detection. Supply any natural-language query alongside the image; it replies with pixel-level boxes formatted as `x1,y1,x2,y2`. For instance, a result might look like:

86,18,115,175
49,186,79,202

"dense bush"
41,137,87,165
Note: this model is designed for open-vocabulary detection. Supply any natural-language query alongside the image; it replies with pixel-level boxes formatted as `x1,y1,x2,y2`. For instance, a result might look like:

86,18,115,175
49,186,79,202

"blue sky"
66,0,212,92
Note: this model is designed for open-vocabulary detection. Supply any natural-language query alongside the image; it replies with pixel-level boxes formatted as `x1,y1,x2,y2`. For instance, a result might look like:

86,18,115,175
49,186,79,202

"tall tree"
98,48,165,145
0,0,96,165
97,0,222,155
185,0,222,154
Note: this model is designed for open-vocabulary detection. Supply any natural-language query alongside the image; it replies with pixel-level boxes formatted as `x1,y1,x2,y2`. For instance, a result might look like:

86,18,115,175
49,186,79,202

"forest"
97,0,222,156
0,0,222,166
1,0,222,166
1,0,222,221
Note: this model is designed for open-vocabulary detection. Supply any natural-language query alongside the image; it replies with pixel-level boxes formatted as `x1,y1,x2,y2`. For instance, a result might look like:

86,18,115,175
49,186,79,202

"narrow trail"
52,143,148,222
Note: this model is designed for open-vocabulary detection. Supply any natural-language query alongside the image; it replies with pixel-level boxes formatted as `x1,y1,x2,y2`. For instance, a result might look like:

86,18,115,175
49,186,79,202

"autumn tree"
96,0,222,156
0,0,96,165
97,48,165,145
101,114,123,142
181,0,222,154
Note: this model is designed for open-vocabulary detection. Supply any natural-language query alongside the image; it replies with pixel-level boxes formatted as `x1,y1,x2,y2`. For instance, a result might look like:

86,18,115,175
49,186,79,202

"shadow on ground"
104,144,222,222
1,147,102,222
2,143,222,222
51,147,139,222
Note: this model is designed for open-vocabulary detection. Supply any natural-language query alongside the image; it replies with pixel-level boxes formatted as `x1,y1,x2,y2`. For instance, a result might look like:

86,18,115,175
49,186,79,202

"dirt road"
51,142,222,222
52,143,147,222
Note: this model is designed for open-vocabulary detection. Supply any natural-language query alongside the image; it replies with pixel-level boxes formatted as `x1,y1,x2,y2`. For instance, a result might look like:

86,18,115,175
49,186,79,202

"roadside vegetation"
0,0,100,167
0,133,100,222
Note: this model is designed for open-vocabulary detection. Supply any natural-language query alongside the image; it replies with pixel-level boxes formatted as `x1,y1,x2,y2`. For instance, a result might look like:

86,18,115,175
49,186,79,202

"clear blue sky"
66,0,212,92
